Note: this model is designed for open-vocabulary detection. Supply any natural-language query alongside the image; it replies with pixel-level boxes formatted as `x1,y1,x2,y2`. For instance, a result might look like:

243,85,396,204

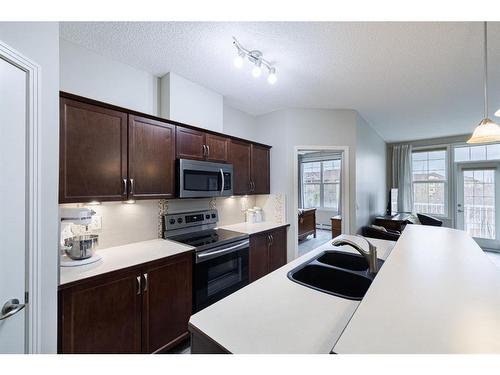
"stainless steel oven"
163,209,249,313
178,159,233,198
193,238,249,312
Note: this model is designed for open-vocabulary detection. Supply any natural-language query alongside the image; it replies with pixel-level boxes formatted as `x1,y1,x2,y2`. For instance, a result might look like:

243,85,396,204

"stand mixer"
59,207,101,267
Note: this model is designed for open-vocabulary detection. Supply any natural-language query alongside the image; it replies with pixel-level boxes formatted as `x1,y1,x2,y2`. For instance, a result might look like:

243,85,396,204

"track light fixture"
232,37,277,84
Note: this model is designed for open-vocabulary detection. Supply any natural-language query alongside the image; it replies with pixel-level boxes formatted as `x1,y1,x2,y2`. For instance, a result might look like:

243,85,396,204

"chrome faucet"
332,235,379,274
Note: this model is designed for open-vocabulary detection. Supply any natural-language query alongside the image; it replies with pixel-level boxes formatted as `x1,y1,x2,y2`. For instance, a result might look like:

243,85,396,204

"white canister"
246,209,256,223
253,207,263,223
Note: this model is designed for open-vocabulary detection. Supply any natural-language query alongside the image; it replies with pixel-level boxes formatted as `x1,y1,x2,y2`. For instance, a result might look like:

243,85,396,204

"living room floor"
298,229,331,257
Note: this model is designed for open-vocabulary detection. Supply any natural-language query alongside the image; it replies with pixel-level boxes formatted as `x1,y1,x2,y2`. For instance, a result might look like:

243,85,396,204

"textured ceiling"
60,22,500,142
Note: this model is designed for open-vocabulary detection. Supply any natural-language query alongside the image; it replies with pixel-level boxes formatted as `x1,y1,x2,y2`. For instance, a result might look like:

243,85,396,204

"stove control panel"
163,209,218,232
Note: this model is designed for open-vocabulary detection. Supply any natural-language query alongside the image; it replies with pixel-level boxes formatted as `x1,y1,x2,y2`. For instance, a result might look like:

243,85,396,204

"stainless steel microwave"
177,159,233,198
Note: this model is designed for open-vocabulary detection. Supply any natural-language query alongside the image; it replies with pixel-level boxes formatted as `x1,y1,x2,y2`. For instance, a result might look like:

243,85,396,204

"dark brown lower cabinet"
58,252,192,354
249,226,288,283
142,254,192,353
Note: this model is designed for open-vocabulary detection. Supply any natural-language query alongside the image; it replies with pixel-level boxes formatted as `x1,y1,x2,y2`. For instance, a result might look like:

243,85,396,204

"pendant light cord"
484,21,488,118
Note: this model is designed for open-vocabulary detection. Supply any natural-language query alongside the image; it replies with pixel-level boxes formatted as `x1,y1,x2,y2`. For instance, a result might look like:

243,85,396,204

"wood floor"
298,229,332,257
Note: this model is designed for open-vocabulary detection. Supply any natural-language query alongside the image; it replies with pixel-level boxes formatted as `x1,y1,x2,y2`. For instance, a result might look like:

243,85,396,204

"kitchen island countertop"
189,235,395,354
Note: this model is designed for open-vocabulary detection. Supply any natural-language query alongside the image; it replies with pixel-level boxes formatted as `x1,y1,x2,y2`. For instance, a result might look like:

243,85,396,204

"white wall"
238,108,358,261
355,113,387,230
60,39,159,115
161,72,223,132
0,22,60,353
224,108,387,260
223,100,258,140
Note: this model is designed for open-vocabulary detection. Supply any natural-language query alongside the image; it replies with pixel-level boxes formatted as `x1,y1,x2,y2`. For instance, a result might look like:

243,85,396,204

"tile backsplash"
62,194,285,249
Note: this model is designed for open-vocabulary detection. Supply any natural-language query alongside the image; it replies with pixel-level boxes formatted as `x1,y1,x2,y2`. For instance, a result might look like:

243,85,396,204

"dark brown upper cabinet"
251,144,270,194
128,115,176,199
60,96,177,203
229,139,252,195
59,92,271,202
59,98,128,203
176,126,230,163
205,133,230,163
229,140,270,195
176,127,206,160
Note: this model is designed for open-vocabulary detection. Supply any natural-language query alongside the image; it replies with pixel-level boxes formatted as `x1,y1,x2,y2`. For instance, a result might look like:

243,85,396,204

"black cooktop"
168,228,248,252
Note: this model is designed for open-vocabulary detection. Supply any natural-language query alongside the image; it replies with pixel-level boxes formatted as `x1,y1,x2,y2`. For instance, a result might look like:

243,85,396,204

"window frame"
301,159,341,211
411,146,450,219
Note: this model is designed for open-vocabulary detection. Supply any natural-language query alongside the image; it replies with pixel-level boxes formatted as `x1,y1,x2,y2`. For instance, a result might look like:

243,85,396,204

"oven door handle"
196,240,249,263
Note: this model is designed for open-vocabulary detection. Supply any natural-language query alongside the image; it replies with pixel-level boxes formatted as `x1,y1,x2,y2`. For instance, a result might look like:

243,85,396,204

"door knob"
0,299,26,321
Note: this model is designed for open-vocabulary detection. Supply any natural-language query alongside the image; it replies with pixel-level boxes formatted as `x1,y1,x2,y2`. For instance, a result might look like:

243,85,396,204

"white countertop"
59,239,194,286
333,225,500,354
219,221,289,235
189,235,395,354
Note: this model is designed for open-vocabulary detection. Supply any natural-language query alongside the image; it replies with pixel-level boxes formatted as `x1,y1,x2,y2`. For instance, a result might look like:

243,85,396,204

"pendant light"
467,22,500,144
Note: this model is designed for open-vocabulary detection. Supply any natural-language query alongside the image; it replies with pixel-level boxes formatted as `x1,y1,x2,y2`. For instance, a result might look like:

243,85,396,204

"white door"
0,56,28,353
456,162,500,250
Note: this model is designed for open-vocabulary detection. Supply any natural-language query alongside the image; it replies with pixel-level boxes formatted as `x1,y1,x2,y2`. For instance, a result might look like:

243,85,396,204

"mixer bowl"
64,234,99,260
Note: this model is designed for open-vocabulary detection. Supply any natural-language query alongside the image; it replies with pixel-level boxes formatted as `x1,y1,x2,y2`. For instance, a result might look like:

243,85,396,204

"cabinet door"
59,98,128,203
229,140,252,195
205,133,229,162
249,232,270,283
141,253,193,353
176,127,205,160
59,270,142,354
251,144,270,194
129,116,176,199
268,228,287,273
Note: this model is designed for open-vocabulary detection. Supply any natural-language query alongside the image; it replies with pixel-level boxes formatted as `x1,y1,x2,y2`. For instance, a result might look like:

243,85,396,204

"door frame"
0,40,42,353
293,146,350,259
455,160,500,251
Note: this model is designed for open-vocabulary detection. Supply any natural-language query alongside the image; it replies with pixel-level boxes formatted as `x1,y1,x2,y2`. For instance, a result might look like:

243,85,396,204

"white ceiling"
60,22,500,142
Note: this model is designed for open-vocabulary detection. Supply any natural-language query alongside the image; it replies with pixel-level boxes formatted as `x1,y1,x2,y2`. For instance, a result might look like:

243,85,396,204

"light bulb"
233,55,244,69
267,69,277,85
252,65,262,78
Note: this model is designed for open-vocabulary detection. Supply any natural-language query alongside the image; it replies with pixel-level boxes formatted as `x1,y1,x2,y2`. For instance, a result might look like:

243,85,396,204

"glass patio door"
456,162,500,250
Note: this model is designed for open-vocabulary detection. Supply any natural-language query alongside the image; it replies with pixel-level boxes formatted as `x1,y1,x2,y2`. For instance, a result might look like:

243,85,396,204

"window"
454,143,500,162
412,149,447,216
302,159,341,211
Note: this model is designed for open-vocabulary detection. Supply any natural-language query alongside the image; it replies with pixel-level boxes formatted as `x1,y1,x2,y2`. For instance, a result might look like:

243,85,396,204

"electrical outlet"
88,215,102,231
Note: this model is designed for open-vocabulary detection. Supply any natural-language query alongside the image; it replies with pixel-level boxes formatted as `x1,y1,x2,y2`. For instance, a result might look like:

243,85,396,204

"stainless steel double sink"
287,250,384,300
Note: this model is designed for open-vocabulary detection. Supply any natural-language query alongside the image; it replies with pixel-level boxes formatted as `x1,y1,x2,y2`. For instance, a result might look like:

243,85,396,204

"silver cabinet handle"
202,144,207,157
136,276,141,295
130,178,135,196
206,145,210,157
123,178,127,195
267,234,271,247
0,299,26,321
271,234,274,246
251,181,255,191
143,273,148,292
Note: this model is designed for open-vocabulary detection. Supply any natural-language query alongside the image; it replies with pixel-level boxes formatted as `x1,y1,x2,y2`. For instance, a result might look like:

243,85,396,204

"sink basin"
288,264,372,300
317,251,369,271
